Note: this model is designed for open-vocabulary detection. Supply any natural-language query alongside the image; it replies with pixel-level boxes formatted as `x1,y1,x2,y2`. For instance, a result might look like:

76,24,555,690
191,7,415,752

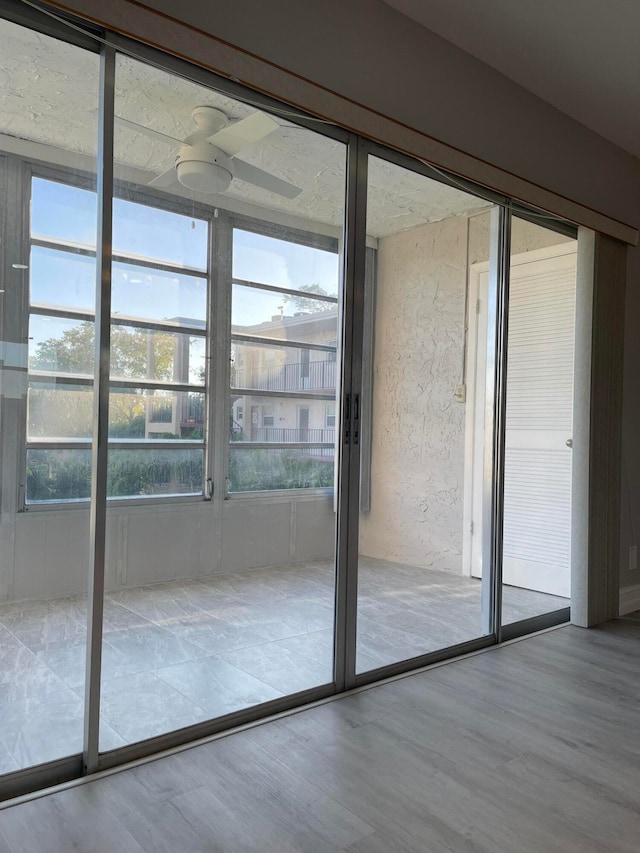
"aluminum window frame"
226,215,342,497
22,166,212,508
17,159,350,508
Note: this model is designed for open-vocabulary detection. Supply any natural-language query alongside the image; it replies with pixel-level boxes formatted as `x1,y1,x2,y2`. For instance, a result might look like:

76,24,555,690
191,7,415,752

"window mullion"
209,210,232,501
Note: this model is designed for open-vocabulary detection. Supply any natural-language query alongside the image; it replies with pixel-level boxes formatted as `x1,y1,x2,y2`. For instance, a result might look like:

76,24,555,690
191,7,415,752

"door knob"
565,438,573,448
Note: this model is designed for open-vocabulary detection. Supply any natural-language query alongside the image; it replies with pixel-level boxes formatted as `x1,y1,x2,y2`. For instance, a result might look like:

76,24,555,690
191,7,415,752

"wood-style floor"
1,616,639,852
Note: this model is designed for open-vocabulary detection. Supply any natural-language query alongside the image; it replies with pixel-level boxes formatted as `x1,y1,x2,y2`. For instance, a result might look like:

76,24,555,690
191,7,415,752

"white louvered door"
502,247,576,596
466,243,577,597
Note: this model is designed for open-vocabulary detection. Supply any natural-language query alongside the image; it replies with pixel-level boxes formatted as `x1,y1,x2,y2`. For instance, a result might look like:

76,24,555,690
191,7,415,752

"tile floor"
0,558,567,772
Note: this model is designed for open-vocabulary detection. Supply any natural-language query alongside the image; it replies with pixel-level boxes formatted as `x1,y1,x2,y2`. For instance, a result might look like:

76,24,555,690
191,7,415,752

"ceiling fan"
116,106,302,198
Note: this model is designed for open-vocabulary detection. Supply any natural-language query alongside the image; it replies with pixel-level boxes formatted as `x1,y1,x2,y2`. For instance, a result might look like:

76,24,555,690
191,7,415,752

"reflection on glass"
356,155,494,674
501,218,576,625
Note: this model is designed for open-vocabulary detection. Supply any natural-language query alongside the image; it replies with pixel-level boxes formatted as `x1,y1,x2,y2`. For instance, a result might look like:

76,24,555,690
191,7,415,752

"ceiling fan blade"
115,115,183,148
208,112,279,155
149,166,179,189
232,158,302,199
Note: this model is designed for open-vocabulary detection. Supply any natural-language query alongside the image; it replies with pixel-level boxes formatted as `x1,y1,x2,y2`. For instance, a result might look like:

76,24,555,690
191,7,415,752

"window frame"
225,215,341,498
22,164,213,508
14,163,346,509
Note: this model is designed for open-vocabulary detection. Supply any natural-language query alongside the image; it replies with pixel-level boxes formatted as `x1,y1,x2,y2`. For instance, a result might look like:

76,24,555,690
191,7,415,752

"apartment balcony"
233,359,336,393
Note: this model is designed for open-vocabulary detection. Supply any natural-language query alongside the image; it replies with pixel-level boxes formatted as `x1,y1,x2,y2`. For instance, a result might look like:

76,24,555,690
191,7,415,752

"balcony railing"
245,427,336,443
232,359,336,392
230,426,336,458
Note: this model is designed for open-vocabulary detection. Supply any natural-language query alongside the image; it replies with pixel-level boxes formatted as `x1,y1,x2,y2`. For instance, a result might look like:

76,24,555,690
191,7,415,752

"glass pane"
230,394,336,445
26,448,92,502
28,384,93,439
110,327,205,385
501,218,576,625
113,198,208,271
31,178,97,248
233,229,340,295
231,341,336,393
26,447,203,502
356,155,495,674
232,283,338,344
229,447,334,492
29,314,204,383
110,389,205,439
0,18,99,770
29,315,94,376
107,447,203,498
30,245,95,312
112,263,207,326
27,386,205,441
96,50,344,751
30,226,209,325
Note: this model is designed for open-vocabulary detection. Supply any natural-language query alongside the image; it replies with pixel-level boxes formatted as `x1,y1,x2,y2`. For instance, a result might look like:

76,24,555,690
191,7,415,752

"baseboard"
619,584,640,616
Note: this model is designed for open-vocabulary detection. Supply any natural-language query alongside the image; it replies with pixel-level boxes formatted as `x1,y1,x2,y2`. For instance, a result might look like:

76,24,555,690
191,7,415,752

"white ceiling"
0,18,490,239
383,0,640,160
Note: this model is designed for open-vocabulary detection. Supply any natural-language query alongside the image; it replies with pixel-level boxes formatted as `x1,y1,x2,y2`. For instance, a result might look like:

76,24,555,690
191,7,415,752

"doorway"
464,239,577,600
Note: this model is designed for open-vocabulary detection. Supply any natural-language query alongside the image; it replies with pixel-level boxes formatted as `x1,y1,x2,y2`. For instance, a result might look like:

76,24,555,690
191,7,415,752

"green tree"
29,323,181,440
283,283,335,314
30,321,176,380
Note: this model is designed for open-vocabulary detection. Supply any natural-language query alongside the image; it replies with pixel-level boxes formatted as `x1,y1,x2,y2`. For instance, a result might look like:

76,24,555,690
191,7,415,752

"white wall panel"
6,496,334,602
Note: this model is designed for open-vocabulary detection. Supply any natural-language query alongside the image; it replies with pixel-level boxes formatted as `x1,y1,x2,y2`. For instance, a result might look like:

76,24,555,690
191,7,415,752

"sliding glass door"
92,52,346,750
0,1,580,798
0,17,99,774
353,153,500,674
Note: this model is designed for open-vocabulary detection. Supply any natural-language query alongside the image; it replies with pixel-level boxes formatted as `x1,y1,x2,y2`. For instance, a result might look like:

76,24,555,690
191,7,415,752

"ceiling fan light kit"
175,143,233,193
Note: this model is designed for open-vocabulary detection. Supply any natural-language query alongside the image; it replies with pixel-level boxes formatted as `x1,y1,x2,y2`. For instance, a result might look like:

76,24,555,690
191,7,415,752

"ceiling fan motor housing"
175,143,233,193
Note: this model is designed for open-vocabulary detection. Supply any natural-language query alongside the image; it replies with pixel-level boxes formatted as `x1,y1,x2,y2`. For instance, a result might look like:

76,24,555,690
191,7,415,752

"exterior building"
231,308,337,450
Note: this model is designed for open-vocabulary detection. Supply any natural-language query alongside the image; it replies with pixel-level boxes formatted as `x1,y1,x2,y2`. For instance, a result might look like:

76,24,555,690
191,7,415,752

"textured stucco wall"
359,215,470,571
359,211,574,573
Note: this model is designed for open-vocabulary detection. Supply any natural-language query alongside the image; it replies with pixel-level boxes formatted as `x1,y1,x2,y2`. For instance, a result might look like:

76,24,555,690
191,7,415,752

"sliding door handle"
353,393,360,445
343,394,351,444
